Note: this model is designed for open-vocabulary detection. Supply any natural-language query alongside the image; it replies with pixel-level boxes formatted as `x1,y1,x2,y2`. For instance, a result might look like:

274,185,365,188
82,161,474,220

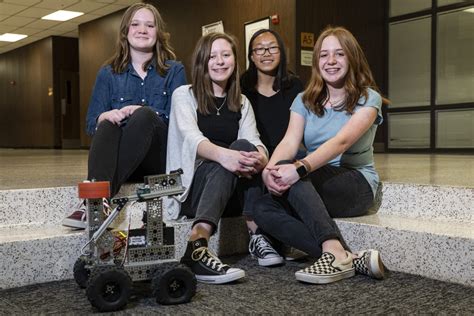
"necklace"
215,95,227,116
327,95,346,107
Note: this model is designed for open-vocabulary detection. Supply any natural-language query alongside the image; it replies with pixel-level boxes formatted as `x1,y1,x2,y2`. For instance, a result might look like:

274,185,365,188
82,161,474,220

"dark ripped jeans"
253,163,374,258
180,139,264,234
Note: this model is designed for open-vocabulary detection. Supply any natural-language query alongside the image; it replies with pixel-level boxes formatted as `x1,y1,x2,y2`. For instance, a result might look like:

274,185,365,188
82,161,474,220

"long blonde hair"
191,32,241,115
106,3,176,76
302,26,388,116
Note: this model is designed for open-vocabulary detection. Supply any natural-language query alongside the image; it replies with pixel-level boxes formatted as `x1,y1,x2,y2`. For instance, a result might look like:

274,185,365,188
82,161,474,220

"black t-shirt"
243,77,304,155
197,97,241,148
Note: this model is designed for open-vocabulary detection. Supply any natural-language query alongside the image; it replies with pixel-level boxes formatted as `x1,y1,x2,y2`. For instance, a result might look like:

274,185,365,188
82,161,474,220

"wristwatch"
295,160,309,178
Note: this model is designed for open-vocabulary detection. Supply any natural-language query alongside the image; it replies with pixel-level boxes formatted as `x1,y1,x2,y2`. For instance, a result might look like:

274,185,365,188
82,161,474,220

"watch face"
297,165,307,178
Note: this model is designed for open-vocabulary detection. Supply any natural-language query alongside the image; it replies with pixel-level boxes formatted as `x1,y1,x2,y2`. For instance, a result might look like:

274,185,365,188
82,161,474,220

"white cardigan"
164,85,267,220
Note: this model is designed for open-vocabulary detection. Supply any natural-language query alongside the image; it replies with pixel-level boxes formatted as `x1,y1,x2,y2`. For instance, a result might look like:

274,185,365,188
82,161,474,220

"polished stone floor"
0,149,472,190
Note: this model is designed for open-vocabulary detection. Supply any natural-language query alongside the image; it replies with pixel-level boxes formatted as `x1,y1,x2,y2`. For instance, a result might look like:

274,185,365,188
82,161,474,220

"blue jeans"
88,107,167,196
253,163,374,258
180,139,264,233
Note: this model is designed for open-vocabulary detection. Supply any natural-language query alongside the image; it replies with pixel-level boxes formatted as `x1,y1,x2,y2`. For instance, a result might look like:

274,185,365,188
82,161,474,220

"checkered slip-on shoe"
353,249,385,280
295,251,355,284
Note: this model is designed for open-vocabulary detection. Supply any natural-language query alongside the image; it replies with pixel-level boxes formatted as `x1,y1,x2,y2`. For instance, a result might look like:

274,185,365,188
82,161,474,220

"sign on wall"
202,21,224,36
244,17,270,69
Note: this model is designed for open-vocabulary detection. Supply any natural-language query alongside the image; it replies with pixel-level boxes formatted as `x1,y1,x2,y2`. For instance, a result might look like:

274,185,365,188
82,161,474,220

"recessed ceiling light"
41,10,84,21
463,7,474,13
0,33,28,42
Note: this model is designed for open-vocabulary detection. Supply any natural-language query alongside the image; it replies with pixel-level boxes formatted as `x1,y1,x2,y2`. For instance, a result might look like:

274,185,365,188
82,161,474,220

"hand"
98,109,127,125
238,151,267,176
273,163,300,187
120,105,142,117
262,166,290,196
219,149,252,178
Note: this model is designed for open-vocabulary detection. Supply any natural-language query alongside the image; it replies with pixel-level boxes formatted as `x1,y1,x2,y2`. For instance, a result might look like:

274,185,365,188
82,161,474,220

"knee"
96,119,116,131
229,139,256,152
130,106,163,126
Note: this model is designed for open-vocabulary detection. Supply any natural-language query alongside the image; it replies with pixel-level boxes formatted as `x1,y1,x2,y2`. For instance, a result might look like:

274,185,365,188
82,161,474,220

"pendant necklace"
327,95,346,107
215,95,227,116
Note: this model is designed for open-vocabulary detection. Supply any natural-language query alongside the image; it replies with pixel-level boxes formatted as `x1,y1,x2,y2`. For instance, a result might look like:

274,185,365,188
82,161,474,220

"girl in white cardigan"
166,33,282,285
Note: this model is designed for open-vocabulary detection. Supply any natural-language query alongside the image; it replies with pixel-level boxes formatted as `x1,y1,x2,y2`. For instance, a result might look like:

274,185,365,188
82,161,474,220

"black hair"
241,29,295,93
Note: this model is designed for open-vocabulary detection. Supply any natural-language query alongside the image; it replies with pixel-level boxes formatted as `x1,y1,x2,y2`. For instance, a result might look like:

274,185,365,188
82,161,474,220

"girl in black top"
241,29,304,156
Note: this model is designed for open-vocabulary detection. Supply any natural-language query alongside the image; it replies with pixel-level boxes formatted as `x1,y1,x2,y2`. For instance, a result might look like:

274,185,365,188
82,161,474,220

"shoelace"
249,235,276,257
191,247,228,271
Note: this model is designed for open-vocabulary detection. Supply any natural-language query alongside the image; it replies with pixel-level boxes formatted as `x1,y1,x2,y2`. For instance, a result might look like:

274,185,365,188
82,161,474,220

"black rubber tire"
86,266,132,312
73,255,91,289
152,264,196,305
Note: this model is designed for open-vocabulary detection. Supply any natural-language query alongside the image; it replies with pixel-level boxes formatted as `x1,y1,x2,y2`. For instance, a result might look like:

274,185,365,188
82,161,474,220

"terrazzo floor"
0,149,472,190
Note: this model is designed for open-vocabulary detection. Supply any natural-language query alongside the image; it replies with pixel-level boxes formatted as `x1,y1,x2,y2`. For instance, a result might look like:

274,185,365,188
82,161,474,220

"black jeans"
180,139,264,233
88,107,167,196
253,164,374,258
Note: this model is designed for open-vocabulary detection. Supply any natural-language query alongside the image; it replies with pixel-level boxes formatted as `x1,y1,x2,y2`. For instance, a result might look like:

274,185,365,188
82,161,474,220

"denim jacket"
85,60,187,135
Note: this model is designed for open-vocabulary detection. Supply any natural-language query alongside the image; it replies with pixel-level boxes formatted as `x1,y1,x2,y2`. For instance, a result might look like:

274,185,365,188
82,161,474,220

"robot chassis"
73,169,196,312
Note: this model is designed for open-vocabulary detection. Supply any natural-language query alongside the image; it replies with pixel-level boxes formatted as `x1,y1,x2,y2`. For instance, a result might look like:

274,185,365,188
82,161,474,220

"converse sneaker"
353,249,385,280
62,201,87,229
180,238,245,284
249,234,284,267
295,251,355,284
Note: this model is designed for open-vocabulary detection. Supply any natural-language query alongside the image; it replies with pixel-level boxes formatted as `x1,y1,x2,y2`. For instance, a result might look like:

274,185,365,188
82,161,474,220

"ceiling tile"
3,0,42,6
16,7,55,19
72,14,101,24
66,1,108,13
14,27,43,36
32,29,59,38
35,0,82,10
50,22,78,32
25,19,61,29
90,4,126,16
0,3,28,15
0,25,17,34
1,16,36,27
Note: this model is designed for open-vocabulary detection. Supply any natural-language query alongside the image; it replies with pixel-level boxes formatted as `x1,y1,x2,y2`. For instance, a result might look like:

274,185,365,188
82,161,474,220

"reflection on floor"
0,149,472,190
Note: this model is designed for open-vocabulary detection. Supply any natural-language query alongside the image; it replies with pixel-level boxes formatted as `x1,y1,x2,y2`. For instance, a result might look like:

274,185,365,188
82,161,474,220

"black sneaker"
248,234,284,267
353,249,385,279
180,238,245,284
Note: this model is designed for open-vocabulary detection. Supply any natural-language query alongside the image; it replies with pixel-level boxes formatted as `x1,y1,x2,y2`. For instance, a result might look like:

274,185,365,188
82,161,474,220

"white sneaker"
62,201,87,229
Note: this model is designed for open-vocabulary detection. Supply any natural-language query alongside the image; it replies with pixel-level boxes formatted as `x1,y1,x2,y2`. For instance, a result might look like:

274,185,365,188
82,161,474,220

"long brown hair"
302,26,388,116
191,32,241,115
106,3,176,76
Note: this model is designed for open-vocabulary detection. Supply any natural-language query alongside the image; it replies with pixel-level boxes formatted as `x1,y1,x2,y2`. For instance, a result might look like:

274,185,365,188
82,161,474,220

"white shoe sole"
62,218,86,229
364,249,385,279
195,268,245,284
258,256,284,267
295,268,355,284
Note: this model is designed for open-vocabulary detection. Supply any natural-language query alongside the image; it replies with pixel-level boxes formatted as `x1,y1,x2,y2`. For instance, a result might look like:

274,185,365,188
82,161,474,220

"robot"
73,169,196,312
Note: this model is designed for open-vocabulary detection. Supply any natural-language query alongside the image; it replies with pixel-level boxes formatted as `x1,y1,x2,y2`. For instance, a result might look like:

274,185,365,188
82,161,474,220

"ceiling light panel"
42,10,84,21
